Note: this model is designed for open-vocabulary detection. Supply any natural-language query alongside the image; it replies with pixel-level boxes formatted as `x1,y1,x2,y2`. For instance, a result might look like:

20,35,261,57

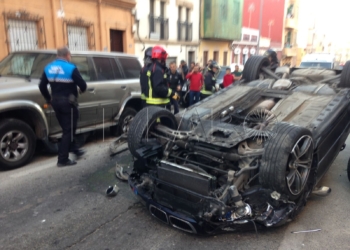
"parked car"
299,53,339,69
126,56,350,234
0,50,143,169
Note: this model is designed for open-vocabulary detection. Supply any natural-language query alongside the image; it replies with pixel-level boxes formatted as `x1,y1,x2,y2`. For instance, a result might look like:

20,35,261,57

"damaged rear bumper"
128,173,296,235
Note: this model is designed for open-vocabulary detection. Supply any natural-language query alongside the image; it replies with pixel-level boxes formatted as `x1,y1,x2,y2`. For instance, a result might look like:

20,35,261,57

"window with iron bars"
177,21,192,41
177,7,192,41
149,15,169,40
63,18,95,51
3,11,46,53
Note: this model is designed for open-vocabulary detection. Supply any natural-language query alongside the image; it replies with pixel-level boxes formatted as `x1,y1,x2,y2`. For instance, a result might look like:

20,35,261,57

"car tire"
339,60,350,88
0,119,36,169
347,158,350,182
259,122,314,200
242,56,270,82
110,107,138,137
128,106,178,159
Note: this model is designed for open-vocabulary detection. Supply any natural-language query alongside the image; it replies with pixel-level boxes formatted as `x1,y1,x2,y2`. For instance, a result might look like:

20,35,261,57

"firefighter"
144,45,179,108
263,49,279,72
168,61,184,114
201,61,219,100
140,47,153,108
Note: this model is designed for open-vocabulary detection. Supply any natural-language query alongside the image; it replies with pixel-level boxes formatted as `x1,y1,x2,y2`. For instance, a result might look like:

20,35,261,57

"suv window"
71,56,95,81
118,57,141,79
0,53,55,78
31,54,56,78
93,57,121,80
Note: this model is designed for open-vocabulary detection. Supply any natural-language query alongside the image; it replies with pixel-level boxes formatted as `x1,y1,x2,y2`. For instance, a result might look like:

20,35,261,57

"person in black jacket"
39,47,87,167
144,45,177,108
180,60,189,80
168,61,184,114
263,49,279,72
201,61,219,100
140,47,153,108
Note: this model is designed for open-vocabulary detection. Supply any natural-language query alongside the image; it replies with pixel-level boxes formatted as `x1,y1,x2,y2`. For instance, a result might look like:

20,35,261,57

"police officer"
168,61,184,114
39,47,87,167
140,47,153,108
201,61,219,100
263,49,279,72
144,45,178,108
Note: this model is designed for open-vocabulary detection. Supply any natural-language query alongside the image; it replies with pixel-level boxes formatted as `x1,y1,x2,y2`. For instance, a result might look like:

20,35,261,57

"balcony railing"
149,15,169,40
283,47,297,57
285,18,296,29
177,21,192,41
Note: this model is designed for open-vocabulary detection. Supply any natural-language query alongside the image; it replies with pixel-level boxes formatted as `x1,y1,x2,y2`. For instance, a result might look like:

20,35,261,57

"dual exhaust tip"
149,205,197,234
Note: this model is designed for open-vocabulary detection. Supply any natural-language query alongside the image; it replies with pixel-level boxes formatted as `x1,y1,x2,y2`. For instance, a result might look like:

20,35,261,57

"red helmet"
152,45,168,60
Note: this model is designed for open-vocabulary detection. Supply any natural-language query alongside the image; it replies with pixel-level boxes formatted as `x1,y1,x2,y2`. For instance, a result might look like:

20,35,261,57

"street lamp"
268,20,274,39
256,0,264,55
248,3,255,28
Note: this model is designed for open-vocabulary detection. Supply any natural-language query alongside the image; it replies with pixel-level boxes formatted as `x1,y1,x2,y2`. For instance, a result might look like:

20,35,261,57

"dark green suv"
0,50,143,169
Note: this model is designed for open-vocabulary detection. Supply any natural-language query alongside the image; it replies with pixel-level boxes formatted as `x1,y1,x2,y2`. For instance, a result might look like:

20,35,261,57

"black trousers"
141,100,147,108
51,98,79,163
170,98,179,114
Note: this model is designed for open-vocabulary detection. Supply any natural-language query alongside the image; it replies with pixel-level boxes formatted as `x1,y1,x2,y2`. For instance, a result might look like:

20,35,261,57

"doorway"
110,29,124,52
188,51,195,66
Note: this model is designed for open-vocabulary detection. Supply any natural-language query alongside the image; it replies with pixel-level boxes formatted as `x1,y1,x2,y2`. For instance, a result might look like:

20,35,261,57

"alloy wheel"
286,135,313,195
0,130,29,162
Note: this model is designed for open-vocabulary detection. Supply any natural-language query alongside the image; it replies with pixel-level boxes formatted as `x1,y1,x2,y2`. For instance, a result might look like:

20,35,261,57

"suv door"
91,56,125,124
117,57,142,92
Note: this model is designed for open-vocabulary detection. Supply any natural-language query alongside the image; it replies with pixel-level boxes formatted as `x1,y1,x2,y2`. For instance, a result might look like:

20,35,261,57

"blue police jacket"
39,59,87,101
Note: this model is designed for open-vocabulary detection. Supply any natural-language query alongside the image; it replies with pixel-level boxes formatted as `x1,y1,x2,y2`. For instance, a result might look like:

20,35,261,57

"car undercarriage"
126,56,350,234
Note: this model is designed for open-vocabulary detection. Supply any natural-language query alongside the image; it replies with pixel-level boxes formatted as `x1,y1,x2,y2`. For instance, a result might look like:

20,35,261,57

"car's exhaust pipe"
169,216,197,234
312,186,331,196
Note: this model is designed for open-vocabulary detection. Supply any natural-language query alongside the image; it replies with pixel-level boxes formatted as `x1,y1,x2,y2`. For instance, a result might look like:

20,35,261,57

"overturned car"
127,56,350,234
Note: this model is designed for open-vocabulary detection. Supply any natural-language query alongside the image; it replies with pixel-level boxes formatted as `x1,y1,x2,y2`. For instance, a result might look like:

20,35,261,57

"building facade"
0,0,136,60
232,0,286,66
134,0,200,66
281,0,299,66
199,0,243,66
231,27,259,66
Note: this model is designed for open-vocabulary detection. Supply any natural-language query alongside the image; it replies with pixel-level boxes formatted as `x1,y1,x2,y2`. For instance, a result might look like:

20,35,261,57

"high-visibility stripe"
146,70,170,104
200,89,213,95
141,93,146,100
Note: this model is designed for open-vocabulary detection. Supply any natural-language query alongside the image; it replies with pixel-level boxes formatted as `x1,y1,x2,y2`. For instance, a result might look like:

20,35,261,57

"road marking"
10,158,56,178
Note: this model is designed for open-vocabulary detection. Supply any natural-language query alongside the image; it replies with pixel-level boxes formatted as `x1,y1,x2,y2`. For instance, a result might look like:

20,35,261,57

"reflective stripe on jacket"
144,61,172,105
145,70,171,105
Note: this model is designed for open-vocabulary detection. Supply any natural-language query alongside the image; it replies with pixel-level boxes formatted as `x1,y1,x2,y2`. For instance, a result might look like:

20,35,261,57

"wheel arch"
114,92,143,121
0,101,48,139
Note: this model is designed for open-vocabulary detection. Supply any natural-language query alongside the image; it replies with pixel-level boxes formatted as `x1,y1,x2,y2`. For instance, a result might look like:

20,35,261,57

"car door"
91,56,125,124
315,99,350,181
117,56,142,92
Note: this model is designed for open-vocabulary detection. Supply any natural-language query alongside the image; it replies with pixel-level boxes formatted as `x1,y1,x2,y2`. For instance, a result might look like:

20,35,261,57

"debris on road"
109,135,129,156
115,164,129,181
291,229,321,234
106,184,119,197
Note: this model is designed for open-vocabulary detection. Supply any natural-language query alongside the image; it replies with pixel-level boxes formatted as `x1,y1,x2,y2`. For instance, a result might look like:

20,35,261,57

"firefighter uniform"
201,70,216,100
145,61,173,108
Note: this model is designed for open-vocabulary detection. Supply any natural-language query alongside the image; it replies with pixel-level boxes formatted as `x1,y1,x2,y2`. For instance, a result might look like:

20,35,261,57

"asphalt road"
1,131,350,250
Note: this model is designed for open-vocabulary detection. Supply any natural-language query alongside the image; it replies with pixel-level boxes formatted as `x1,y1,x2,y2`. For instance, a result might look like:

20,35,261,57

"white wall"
134,0,199,64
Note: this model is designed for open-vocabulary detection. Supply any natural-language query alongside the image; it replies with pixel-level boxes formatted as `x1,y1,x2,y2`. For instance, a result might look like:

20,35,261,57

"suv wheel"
0,119,36,169
110,107,138,136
